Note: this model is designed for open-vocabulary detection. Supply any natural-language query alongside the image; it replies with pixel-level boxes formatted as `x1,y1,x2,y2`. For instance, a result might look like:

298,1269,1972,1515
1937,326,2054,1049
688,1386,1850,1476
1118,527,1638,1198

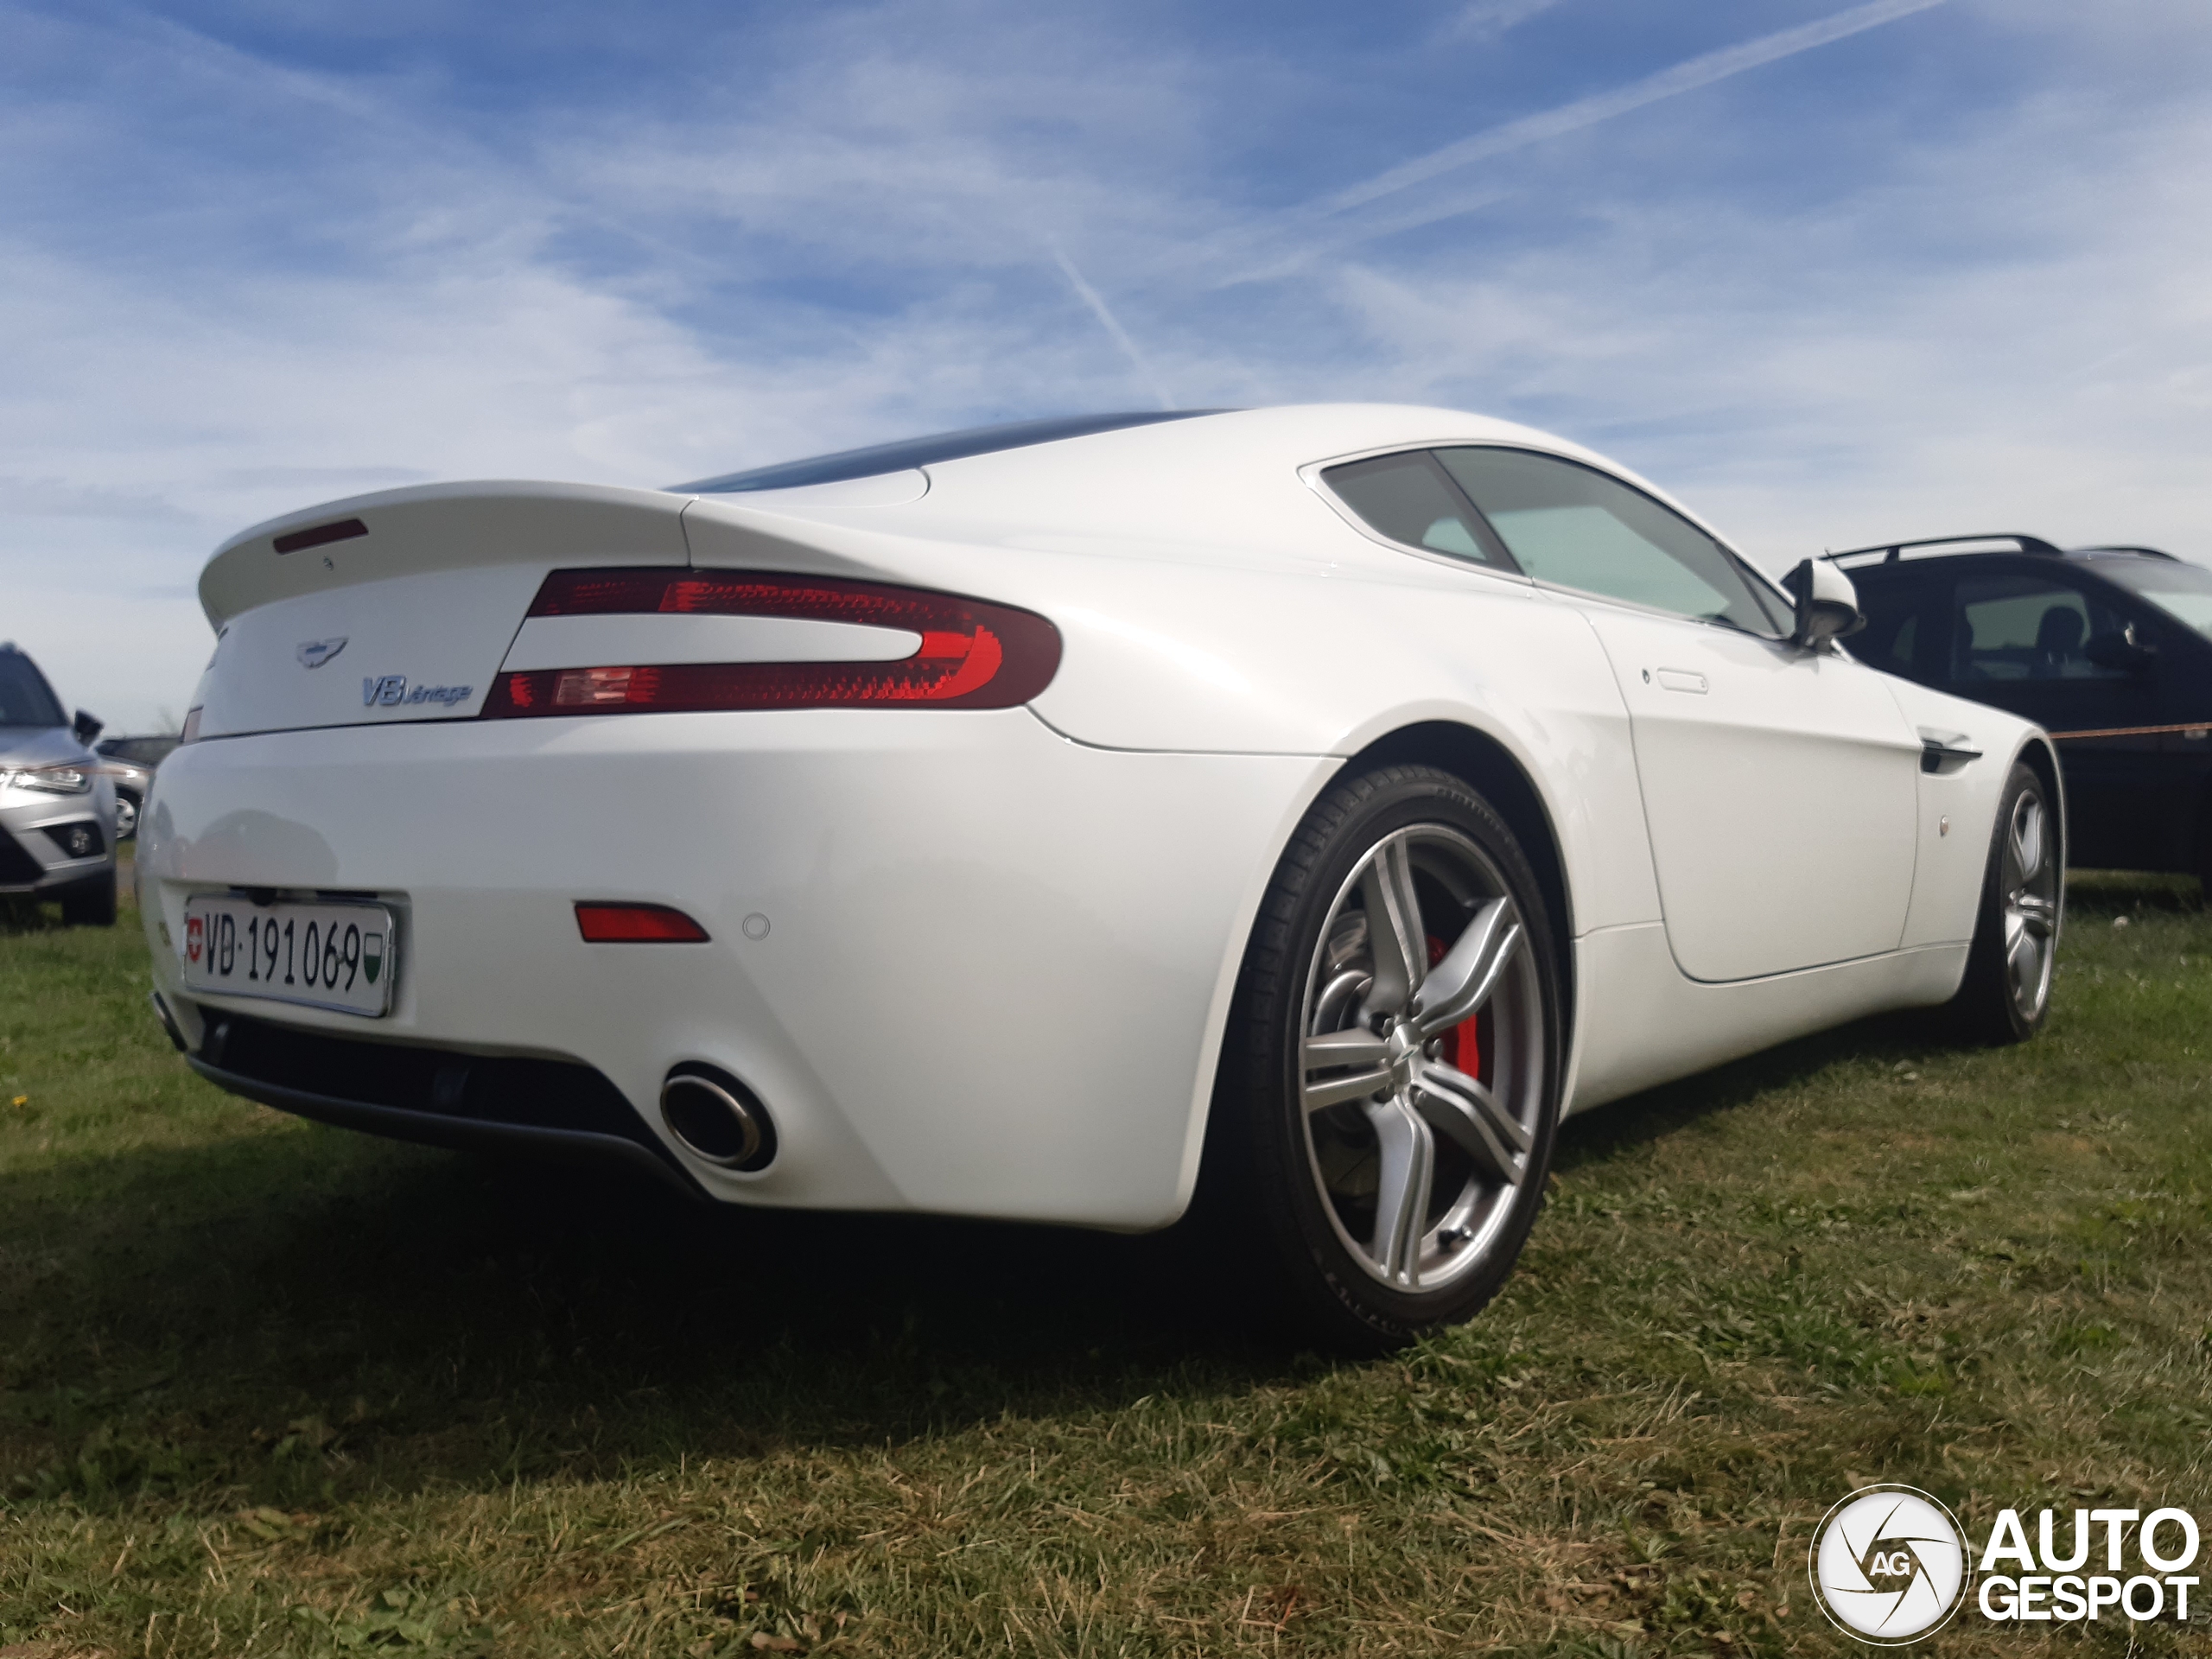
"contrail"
1181,0,1947,285
1321,0,1948,216
1049,242,1176,410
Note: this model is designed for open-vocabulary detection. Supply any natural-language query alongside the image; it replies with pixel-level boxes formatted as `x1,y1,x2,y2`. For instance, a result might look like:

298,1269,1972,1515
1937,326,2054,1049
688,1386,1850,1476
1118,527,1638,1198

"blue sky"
5,0,2211,728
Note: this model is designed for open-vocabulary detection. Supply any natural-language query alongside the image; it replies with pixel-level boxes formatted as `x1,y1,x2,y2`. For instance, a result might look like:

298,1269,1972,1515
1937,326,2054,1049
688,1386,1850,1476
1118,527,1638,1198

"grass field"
2,857,2208,1656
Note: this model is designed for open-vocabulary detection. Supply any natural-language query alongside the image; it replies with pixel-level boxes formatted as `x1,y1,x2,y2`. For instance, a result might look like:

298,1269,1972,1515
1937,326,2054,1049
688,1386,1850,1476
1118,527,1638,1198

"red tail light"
575,902,710,943
483,569,1060,717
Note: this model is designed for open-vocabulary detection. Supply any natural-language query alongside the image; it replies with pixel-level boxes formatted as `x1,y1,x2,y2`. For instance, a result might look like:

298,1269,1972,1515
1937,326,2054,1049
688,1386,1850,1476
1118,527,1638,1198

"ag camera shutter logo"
1809,1485,1971,1644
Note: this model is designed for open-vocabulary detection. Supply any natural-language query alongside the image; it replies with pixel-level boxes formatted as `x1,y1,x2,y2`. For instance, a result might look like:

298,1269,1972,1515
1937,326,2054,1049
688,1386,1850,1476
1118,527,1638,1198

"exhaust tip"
659,1064,777,1172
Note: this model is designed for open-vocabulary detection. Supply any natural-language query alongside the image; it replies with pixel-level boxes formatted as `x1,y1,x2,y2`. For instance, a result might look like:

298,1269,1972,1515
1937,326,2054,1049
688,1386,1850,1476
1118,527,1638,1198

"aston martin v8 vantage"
141,406,2061,1346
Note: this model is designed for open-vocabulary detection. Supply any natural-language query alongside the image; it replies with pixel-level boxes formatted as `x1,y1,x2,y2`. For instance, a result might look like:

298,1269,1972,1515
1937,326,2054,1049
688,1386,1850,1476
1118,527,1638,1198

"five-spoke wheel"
1203,764,1560,1350
1299,824,1546,1294
2001,788,2058,1024
1949,760,2062,1044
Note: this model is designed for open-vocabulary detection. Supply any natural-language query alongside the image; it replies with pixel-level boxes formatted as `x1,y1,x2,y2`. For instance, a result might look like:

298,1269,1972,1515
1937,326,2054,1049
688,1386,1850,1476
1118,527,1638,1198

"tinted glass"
1437,448,1786,635
1322,452,1515,569
0,652,65,728
671,410,1228,493
99,735,179,766
1853,582,1945,683
1950,575,2131,683
2094,557,2212,639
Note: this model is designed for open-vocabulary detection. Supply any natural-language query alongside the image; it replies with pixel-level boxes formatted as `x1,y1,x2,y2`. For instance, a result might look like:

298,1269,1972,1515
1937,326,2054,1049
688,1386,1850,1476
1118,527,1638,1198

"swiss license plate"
181,896,397,1017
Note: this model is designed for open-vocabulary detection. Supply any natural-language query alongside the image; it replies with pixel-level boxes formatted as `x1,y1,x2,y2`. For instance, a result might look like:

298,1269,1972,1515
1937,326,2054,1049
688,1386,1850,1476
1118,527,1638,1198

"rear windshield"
2094,556,2212,639
670,410,1227,494
0,652,65,728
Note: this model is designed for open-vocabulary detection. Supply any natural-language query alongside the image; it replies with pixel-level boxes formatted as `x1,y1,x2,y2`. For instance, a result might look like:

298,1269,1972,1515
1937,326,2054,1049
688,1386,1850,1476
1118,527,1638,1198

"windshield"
2094,556,2212,639
0,652,65,728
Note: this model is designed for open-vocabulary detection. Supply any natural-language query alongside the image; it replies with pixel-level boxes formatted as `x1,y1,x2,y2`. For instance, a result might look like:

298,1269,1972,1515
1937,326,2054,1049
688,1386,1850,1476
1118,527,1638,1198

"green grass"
2,861,2209,1656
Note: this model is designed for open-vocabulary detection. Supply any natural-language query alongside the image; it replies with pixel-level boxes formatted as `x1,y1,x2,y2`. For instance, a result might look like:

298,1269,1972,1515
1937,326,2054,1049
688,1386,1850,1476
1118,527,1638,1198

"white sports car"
139,406,2062,1347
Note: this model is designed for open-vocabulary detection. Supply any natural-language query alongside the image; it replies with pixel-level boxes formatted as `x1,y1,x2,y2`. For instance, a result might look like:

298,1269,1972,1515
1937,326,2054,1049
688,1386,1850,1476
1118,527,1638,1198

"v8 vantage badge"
1810,1485,1971,1645
361,674,472,709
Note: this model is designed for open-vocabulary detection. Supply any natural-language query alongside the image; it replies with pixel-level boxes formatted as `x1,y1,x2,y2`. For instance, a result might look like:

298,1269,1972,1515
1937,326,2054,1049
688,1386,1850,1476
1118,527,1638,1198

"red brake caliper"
1425,935,1483,1080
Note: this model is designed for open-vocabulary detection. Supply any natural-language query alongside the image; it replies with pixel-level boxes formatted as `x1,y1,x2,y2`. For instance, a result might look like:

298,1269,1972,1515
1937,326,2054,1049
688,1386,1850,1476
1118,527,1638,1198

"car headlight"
4,766,94,795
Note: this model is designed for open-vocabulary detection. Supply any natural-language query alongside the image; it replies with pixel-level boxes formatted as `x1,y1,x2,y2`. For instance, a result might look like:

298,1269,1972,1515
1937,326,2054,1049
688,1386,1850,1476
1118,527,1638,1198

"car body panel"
146,404,2047,1227
141,708,1324,1229
1567,601,1922,980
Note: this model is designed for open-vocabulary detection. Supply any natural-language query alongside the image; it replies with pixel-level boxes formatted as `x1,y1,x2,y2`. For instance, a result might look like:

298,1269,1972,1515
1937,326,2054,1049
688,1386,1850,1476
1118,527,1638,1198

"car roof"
1834,534,2181,575
667,410,1232,494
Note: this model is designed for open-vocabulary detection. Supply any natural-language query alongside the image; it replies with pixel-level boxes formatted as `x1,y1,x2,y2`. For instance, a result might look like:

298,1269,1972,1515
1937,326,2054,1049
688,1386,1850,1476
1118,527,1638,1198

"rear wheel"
1947,762,2059,1044
1201,765,1562,1351
59,873,117,928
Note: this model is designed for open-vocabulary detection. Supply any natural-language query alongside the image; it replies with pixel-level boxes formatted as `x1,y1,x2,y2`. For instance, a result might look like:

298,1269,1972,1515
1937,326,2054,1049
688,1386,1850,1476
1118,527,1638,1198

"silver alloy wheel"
1298,824,1546,1293
2003,790,2059,1022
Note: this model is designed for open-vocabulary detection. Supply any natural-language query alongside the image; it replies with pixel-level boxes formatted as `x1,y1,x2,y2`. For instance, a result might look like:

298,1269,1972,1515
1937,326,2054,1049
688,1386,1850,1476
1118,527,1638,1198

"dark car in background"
1845,536,2212,880
0,643,119,924
94,734,180,840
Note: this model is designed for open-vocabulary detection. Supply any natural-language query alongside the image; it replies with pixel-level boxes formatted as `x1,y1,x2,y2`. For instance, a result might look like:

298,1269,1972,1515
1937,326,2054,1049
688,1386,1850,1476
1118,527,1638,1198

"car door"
1433,447,1923,982
1939,563,2166,868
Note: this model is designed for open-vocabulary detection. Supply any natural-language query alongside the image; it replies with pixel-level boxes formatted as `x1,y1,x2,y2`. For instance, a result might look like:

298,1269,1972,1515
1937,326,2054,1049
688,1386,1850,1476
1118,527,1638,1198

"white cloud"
4,0,2212,729
1442,0,1569,44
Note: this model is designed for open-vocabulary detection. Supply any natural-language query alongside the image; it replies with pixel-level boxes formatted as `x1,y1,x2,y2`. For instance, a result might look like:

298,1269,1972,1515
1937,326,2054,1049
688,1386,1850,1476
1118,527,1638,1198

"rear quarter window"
1319,452,1516,571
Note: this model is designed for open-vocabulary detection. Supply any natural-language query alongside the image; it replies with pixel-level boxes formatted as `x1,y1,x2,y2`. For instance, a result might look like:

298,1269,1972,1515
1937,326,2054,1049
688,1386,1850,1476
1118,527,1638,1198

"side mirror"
2084,624,2158,675
72,709,104,746
1783,558,1866,651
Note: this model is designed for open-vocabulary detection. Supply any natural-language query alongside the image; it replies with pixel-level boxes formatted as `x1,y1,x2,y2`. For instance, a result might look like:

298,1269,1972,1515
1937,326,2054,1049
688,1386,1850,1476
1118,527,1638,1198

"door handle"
1917,727,1982,774
1654,668,1707,694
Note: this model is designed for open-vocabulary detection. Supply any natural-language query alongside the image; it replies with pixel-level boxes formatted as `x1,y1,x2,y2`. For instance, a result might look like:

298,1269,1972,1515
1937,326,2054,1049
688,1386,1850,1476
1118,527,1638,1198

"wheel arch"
1177,716,1581,1227
1337,721,1576,957
1348,724,1574,1077
2012,734,2067,870
1235,717,1577,1086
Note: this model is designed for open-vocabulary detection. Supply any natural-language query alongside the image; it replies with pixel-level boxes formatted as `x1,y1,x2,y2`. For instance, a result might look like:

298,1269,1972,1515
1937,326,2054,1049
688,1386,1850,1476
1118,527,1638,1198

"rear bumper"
185,1010,704,1202
141,709,1321,1229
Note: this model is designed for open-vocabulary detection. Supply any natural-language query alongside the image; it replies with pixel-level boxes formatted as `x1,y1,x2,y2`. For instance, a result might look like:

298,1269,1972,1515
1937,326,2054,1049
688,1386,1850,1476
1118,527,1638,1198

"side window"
1435,447,1788,636
1950,575,2132,683
0,653,66,728
1321,452,1516,571
1853,584,1943,684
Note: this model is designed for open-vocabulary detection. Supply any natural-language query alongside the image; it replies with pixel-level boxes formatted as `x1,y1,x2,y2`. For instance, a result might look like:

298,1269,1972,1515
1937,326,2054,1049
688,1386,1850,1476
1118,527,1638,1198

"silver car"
0,643,118,925
93,734,179,840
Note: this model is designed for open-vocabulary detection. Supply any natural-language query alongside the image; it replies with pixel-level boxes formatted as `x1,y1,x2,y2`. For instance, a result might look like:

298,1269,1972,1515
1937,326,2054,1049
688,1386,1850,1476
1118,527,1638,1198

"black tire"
1946,761,2060,1045
1198,765,1563,1353
59,873,118,928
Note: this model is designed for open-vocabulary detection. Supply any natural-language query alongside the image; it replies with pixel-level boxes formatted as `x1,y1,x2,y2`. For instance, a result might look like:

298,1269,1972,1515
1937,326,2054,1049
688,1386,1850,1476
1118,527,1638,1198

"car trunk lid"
192,483,695,739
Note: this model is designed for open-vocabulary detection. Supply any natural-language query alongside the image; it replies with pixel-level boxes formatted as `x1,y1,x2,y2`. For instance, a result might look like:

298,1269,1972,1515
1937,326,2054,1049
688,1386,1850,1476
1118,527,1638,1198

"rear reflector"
272,518,369,556
575,902,710,943
483,569,1059,716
